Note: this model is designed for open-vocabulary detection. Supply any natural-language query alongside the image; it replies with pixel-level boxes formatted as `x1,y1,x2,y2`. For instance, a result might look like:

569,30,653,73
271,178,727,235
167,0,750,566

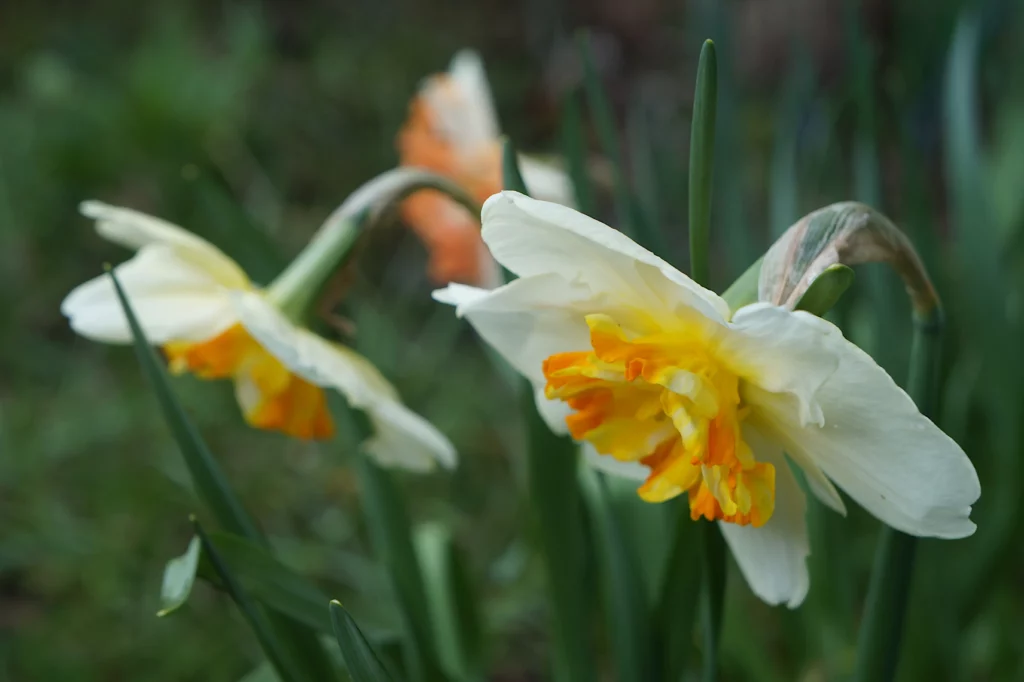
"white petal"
720,425,810,608
750,329,980,539
364,400,458,471
725,303,843,427
518,154,575,207
61,246,239,344
234,292,456,469
581,442,650,481
81,201,250,290
480,191,730,324
419,50,500,153
433,273,594,384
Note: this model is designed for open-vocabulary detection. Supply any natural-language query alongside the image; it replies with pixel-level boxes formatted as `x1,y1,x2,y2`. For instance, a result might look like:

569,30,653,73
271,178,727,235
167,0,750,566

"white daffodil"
434,191,979,607
62,201,456,471
398,50,573,287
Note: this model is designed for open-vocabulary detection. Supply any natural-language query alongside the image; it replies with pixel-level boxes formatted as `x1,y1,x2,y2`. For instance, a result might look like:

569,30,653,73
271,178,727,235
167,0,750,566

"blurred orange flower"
398,50,573,287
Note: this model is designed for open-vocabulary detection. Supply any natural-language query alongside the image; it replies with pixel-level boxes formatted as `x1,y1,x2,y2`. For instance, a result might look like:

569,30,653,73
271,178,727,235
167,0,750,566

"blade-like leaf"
503,138,594,682
195,518,308,682
414,524,484,681
108,269,338,681
106,267,261,542
354,450,446,682
652,505,703,682
198,531,334,634
688,39,718,288
524,393,595,682
577,30,662,252
157,536,202,617
330,601,397,682
578,466,651,682
559,89,596,216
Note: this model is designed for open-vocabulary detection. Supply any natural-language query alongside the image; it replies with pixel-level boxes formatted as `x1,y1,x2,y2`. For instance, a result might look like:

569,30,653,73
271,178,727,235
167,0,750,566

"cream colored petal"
480,191,730,324
81,201,250,290
518,154,575,207
751,331,979,539
434,273,594,384
724,303,843,427
61,246,238,344
720,424,810,608
234,292,455,469
446,50,500,146
534,384,572,435
364,400,458,471
581,443,651,481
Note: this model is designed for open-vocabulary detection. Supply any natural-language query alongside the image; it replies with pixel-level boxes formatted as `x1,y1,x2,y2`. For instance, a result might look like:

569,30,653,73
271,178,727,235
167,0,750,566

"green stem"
853,305,943,682
689,39,723,682
700,523,726,682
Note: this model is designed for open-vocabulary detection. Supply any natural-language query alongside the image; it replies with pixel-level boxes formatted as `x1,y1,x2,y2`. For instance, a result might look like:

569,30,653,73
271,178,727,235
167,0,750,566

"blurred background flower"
2,0,1022,680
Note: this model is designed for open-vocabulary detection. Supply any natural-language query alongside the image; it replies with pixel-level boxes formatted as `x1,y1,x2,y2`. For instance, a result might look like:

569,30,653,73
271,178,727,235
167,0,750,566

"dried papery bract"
759,202,939,316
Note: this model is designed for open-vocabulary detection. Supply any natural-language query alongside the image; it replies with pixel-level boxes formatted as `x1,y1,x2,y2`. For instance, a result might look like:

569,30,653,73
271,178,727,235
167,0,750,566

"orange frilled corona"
397,57,503,288
544,314,776,526
165,325,334,440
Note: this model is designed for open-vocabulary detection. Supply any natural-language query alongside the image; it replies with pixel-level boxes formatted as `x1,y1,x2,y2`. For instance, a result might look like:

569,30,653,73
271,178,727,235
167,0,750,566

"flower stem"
700,523,726,682
853,305,943,682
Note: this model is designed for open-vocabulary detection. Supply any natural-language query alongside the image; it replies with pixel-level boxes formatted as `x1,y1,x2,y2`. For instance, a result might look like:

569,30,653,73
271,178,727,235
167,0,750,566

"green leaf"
501,137,528,195
524,392,594,682
577,31,662,252
108,268,339,682
354,450,446,682
106,267,262,542
238,662,281,682
198,531,334,634
157,536,201,617
578,466,651,682
720,257,762,312
559,89,595,215
413,524,484,681
194,518,309,682
699,523,726,682
330,601,396,682
652,507,702,682
688,39,718,288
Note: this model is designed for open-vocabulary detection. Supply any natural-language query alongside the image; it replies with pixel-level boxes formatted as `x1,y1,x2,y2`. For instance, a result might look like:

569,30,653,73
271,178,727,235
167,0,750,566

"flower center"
543,314,775,527
164,324,334,440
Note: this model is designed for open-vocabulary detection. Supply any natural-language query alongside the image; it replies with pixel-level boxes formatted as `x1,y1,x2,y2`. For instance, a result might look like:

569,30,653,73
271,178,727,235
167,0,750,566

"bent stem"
853,305,943,682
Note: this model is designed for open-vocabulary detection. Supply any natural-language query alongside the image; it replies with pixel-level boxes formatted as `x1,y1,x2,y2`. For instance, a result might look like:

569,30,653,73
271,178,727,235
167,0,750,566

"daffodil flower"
435,191,979,606
398,50,573,287
62,201,456,471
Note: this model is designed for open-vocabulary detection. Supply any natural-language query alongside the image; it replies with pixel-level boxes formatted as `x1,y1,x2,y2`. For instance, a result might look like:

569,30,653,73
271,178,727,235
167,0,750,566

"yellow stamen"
543,314,775,527
164,324,334,440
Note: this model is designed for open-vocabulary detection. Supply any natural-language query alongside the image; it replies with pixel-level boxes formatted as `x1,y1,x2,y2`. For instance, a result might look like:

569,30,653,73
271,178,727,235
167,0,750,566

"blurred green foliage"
2,0,1024,680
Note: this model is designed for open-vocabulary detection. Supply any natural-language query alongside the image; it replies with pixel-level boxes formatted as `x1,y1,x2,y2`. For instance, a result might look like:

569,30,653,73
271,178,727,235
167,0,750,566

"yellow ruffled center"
164,324,334,440
543,314,775,527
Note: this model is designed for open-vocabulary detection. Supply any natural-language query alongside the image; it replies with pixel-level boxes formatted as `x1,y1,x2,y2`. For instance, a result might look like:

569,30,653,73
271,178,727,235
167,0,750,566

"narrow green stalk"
265,215,363,322
503,140,594,682
688,39,717,288
576,31,663,252
194,518,308,682
559,89,595,216
699,523,726,682
853,305,943,682
688,39,723,682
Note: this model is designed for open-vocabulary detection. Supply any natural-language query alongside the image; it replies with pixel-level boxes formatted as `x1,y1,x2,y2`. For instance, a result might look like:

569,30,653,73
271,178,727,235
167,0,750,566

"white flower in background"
435,191,979,606
398,49,574,287
62,201,456,471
